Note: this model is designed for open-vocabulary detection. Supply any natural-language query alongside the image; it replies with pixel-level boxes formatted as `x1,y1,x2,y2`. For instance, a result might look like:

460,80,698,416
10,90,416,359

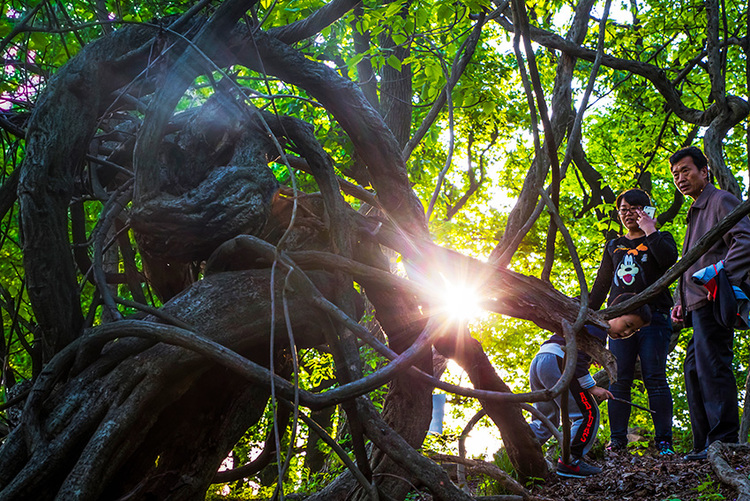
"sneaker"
657,441,675,455
683,449,707,461
607,439,627,451
556,458,602,478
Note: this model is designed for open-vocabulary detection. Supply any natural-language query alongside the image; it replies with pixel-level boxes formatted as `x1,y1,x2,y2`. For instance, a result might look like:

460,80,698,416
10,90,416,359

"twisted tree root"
707,442,750,501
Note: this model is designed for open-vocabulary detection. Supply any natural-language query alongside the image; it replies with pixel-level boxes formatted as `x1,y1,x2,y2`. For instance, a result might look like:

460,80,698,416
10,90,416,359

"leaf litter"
532,445,744,501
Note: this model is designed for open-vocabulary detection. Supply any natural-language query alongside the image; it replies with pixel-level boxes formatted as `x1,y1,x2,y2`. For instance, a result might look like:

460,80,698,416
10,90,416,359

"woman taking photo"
589,189,678,455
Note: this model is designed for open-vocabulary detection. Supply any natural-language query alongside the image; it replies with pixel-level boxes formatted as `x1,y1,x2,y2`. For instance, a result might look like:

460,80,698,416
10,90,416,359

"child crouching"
528,293,652,478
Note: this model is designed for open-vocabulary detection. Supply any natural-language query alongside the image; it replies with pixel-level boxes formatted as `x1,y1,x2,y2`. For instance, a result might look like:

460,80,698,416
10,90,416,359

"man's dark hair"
616,188,652,209
610,292,652,326
669,146,708,170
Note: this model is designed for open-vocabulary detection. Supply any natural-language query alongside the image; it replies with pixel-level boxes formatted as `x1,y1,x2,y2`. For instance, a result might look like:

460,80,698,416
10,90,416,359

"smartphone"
643,206,656,218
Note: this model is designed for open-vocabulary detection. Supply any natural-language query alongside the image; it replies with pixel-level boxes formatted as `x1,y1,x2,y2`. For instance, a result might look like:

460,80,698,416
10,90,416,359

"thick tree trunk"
18,24,164,362
379,0,413,149
0,269,342,500
435,330,549,480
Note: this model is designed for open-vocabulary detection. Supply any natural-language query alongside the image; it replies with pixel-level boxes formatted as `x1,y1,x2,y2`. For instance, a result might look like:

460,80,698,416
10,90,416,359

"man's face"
671,156,708,199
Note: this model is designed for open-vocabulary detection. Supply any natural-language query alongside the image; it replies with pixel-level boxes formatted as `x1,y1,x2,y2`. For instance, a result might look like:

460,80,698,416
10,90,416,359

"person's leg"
608,336,638,444
568,378,600,458
684,335,709,451
529,353,561,444
637,313,674,444
691,305,739,445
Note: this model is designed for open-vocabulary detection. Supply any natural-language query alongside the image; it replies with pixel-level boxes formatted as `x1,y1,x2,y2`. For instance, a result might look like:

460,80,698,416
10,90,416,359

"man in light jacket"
670,146,750,460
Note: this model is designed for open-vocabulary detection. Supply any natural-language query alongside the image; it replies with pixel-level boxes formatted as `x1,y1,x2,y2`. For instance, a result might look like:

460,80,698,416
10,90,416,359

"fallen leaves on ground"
532,446,741,501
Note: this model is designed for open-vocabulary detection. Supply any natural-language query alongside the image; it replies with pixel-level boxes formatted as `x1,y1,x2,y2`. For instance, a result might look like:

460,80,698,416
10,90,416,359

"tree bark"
0,269,342,500
18,23,164,362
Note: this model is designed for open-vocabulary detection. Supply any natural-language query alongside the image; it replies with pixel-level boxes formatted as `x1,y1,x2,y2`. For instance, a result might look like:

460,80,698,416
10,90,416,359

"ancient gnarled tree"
1,0,750,500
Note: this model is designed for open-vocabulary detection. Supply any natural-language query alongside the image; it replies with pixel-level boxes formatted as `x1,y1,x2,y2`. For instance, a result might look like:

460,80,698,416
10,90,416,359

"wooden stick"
609,396,655,414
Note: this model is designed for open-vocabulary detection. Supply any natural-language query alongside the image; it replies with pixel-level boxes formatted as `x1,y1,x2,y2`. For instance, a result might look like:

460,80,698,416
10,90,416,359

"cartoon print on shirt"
615,253,640,286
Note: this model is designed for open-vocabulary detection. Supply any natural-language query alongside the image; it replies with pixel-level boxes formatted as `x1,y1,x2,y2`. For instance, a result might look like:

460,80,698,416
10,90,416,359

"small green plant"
524,476,546,489
694,475,725,500
472,448,519,496
626,437,651,456
492,447,519,480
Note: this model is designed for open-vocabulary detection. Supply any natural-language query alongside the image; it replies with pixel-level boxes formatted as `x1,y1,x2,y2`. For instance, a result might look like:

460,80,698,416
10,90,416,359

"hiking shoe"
683,449,707,461
556,458,602,478
606,439,627,452
657,441,675,455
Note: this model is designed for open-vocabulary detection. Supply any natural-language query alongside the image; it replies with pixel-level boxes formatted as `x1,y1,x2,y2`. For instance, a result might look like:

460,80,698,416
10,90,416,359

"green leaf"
392,32,408,45
415,5,429,28
384,1,404,17
424,61,438,80
387,54,402,71
348,52,365,68
437,2,453,20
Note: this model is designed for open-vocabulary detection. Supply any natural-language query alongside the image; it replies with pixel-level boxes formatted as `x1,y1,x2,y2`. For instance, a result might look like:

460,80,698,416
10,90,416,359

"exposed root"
707,442,750,501
430,453,536,500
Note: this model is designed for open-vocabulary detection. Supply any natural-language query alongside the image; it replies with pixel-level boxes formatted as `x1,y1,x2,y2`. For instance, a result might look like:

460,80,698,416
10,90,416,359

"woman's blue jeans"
608,312,673,444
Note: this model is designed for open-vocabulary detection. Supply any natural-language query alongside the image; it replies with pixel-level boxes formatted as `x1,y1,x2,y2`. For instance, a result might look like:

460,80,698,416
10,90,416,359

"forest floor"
527,443,747,501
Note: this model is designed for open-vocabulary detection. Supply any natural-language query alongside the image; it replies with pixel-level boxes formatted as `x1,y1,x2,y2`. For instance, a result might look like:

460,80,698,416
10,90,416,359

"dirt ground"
531,444,749,501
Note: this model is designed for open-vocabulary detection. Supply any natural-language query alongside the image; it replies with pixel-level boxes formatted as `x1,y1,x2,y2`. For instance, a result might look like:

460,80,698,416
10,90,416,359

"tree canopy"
1,0,750,499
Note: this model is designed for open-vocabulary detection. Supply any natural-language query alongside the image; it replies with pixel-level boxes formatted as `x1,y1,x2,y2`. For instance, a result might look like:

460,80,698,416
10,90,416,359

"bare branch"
430,454,533,499
425,40,456,221
267,0,362,44
491,12,739,126
444,130,493,220
403,14,486,160
356,397,475,501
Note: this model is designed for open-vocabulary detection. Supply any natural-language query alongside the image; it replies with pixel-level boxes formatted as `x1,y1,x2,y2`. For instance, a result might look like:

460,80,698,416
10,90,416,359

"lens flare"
439,282,483,321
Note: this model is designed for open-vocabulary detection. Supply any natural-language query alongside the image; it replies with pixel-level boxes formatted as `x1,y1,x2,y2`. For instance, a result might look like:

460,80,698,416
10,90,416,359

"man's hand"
589,386,613,401
671,304,683,323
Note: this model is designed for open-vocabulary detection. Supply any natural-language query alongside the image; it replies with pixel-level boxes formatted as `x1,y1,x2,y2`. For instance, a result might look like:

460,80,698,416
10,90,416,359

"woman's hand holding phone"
637,206,657,235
